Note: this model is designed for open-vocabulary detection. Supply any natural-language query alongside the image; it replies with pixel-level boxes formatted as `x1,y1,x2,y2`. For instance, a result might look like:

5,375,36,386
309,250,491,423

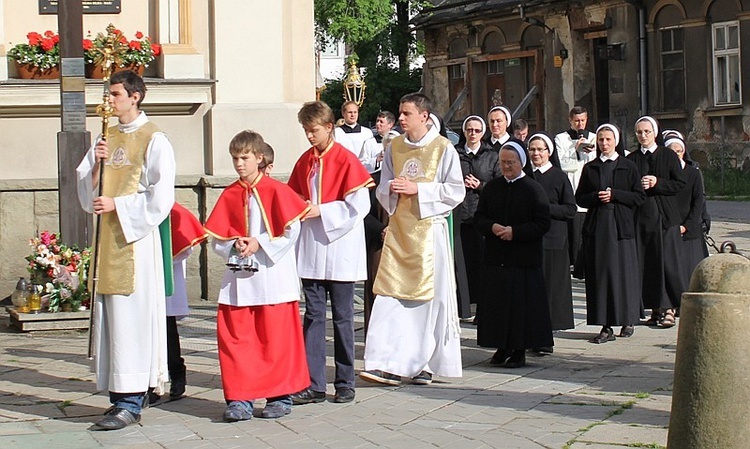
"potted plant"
83,27,162,78
7,30,61,79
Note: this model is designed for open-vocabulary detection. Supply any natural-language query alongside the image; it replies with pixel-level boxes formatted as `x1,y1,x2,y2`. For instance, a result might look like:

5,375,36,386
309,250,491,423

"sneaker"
260,402,292,419
359,369,401,386
334,387,355,403
94,407,141,430
411,371,433,385
290,388,326,405
223,401,252,422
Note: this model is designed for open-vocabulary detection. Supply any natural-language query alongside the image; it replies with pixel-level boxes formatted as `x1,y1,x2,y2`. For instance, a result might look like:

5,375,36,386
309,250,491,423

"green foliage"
315,0,393,46
703,168,750,197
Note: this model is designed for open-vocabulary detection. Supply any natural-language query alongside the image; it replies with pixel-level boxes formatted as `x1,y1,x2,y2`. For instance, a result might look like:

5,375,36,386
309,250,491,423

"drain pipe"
637,4,647,115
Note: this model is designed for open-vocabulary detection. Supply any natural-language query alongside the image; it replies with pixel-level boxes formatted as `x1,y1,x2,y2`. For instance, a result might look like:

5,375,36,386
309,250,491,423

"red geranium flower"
40,38,55,52
129,40,142,51
44,30,55,38
151,43,161,56
82,39,93,50
135,31,144,39
27,31,42,46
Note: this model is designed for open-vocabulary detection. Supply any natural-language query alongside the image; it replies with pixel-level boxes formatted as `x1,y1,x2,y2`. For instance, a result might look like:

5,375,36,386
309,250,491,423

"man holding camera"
554,106,597,270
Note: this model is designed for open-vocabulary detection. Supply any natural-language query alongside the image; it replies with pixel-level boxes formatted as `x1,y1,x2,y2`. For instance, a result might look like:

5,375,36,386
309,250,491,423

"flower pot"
15,62,60,79
86,63,145,79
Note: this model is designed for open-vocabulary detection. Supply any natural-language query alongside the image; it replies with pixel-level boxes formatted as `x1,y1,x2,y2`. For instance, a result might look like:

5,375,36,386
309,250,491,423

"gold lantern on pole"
342,55,366,106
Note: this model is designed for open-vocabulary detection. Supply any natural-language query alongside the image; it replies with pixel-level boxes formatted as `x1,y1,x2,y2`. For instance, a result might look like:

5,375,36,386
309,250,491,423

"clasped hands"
491,223,513,241
464,174,480,190
234,236,260,258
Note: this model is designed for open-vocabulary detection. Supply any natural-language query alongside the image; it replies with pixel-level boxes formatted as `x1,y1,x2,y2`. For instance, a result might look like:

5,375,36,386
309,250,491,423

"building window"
712,21,741,105
449,64,465,80
659,28,685,110
487,60,504,75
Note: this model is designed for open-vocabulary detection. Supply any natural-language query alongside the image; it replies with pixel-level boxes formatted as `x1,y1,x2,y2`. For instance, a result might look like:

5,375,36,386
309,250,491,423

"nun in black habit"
528,132,577,335
474,139,552,368
576,124,645,343
664,133,709,287
627,116,687,328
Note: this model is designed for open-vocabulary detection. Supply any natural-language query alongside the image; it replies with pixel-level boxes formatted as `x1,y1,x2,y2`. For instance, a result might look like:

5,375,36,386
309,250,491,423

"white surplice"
166,249,191,318
211,192,301,307
334,124,373,157
76,112,175,395
364,125,466,378
295,179,370,282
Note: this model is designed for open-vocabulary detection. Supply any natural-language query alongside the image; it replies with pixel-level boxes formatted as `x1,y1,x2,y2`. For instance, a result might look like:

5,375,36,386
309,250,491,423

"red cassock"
205,173,312,400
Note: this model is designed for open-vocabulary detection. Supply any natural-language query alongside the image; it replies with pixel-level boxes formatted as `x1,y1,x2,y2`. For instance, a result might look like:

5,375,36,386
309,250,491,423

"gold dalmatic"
93,122,160,295
373,135,448,301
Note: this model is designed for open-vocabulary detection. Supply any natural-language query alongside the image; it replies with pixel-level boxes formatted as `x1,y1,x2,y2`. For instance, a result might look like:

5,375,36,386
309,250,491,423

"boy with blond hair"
205,130,310,421
288,101,374,404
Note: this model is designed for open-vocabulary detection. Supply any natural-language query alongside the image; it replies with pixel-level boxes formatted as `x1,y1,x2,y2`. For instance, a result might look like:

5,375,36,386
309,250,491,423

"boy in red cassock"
204,130,310,421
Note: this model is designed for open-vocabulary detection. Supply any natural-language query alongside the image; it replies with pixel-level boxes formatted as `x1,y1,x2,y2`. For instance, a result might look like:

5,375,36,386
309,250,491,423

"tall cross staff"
88,24,127,358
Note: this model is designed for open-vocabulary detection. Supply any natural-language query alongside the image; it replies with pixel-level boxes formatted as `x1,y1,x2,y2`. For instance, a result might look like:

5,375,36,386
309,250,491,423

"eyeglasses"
465,128,483,134
500,160,518,166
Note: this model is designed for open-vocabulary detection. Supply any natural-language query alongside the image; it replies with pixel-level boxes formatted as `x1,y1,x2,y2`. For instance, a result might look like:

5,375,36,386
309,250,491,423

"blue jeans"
301,279,355,391
109,391,145,415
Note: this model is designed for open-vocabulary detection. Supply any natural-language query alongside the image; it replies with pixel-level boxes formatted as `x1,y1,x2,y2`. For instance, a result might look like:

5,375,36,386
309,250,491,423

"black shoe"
170,378,186,400
359,370,402,386
591,327,616,344
619,325,635,338
290,388,326,405
411,371,433,385
334,387,356,403
94,407,141,430
489,349,512,366
141,389,161,408
530,346,553,355
504,350,526,368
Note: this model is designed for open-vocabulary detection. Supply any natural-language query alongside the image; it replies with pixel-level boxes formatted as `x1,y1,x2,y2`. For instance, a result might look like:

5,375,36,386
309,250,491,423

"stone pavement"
0,200,747,449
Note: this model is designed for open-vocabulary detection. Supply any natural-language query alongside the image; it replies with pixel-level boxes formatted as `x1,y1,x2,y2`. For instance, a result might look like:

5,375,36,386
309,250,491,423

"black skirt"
477,265,553,350
543,248,574,330
680,236,708,288
584,205,642,326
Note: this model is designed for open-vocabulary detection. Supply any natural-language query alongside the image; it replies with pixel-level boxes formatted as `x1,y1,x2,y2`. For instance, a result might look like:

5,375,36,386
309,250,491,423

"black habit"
533,166,577,330
576,156,645,326
676,161,709,286
626,147,687,309
474,175,553,350
457,142,501,307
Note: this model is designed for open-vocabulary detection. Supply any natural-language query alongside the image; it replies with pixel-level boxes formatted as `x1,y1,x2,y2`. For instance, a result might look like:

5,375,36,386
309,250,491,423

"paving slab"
0,214,747,448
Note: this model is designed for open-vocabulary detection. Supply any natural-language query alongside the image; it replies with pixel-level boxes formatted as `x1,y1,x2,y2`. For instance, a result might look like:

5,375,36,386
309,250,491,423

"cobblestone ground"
0,201,746,449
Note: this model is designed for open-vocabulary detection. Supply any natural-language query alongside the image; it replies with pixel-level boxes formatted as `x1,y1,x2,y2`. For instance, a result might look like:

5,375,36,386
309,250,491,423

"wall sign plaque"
40,1,121,14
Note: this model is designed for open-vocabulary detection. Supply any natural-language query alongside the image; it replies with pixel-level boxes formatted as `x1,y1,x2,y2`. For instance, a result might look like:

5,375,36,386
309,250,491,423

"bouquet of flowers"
83,27,162,67
25,231,91,312
8,30,60,70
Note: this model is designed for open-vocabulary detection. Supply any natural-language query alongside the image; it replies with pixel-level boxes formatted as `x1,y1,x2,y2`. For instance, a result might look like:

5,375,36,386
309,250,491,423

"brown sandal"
661,309,676,328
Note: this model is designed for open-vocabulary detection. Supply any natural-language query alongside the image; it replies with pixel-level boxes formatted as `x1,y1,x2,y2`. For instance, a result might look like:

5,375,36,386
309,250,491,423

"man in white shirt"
334,100,374,156
359,110,395,173
554,106,596,269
